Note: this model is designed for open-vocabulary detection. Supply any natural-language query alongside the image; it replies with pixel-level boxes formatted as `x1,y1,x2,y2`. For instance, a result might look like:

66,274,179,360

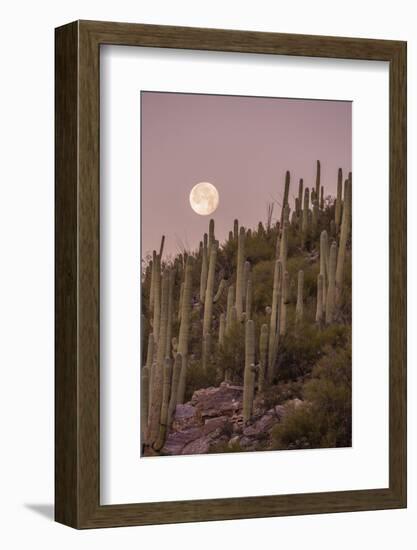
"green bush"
184,357,220,401
276,323,350,381
261,379,304,409
272,343,352,450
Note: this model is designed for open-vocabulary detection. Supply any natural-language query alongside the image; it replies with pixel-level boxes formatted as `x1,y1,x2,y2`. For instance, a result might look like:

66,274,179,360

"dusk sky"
141,92,352,259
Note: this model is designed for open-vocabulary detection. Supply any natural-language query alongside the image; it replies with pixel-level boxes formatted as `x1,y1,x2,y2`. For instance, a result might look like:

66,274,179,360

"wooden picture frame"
55,20,407,528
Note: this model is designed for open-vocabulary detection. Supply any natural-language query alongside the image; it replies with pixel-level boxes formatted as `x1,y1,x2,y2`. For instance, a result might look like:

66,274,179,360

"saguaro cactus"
279,271,290,336
149,252,156,312
177,257,193,404
226,284,235,335
146,332,155,404
159,235,165,258
268,259,282,383
335,168,343,231
213,278,227,303
315,160,321,200
302,187,310,247
245,274,252,321
335,174,352,304
298,178,304,213
326,241,338,324
243,319,256,422
320,230,328,309
208,218,215,256
202,333,212,372
203,241,218,337
279,223,288,275
165,269,175,357
178,257,193,357
199,233,208,303
167,352,182,426
218,313,226,348
258,324,268,393
295,270,304,324
146,332,154,369
233,219,239,240
235,226,246,320
316,273,324,324
147,269,169,446
280,171,291,227
178,281,184,322
243,260,250,308
154,357,172,451
141,365,149,441
152,254,161,342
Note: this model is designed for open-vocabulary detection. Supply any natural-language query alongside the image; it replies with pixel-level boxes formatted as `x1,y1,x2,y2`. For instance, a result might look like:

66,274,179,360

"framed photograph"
55,20,406,528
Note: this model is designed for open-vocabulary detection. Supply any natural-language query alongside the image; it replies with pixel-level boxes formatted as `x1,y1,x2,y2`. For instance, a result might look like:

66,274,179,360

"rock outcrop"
161,382,300,455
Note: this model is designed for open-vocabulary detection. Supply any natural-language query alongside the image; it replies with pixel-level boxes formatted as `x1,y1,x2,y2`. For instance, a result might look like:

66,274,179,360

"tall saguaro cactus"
280,170,291,227
295,270,304,324
320,230,329,309
152,254,161,342
279,271,290,336
279,223,288,275
226,284,235,335
316,273,324,324
315,160,321,201
149,251,156,312
202,241,218,370
335,168,343,231
235,226,246,320
167,352,182,426
147,269,169,447
243,319,255,422
199,233,208,303
165,269,175,357
141,365,150,441
154,357,172,451
302,187,310,247
218,313,226,348
326,241,338,324
245,263,252,320
177,257,193,404
258,324,268,393
233,219,239,240
268,259,282,383
298,178,304,214
203,241,218,336
335,173,352,305
208,218,215,255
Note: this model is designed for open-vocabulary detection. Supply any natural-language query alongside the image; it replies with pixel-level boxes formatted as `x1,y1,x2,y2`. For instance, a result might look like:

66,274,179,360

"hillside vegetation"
141,161,352,455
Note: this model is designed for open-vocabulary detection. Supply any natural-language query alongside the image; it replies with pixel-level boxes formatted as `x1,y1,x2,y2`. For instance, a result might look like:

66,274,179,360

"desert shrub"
276,323,350,381
261,379,304,409
209,439,245,454
272,343,352,450
184,357,220,401
245,232,275,264
251,260,274,311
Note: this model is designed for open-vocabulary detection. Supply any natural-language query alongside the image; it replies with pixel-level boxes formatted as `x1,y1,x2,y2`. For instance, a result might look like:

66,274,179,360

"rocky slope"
160,382,302,455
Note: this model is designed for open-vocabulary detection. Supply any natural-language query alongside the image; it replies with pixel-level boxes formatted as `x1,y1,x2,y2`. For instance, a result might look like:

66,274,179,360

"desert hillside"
141,162,352,456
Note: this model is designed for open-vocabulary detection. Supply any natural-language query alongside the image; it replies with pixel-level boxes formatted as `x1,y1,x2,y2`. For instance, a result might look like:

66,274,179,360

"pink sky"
141,92,352,259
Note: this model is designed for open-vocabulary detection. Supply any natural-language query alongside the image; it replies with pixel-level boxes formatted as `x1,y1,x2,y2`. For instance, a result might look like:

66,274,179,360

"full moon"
189,182,219,216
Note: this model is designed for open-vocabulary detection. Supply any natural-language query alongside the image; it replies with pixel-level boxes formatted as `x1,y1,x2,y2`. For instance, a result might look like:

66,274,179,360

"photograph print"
140,91,352,457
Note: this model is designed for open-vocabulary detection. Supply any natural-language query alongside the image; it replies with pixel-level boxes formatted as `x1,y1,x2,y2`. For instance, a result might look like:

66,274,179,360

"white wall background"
0,0,414,548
